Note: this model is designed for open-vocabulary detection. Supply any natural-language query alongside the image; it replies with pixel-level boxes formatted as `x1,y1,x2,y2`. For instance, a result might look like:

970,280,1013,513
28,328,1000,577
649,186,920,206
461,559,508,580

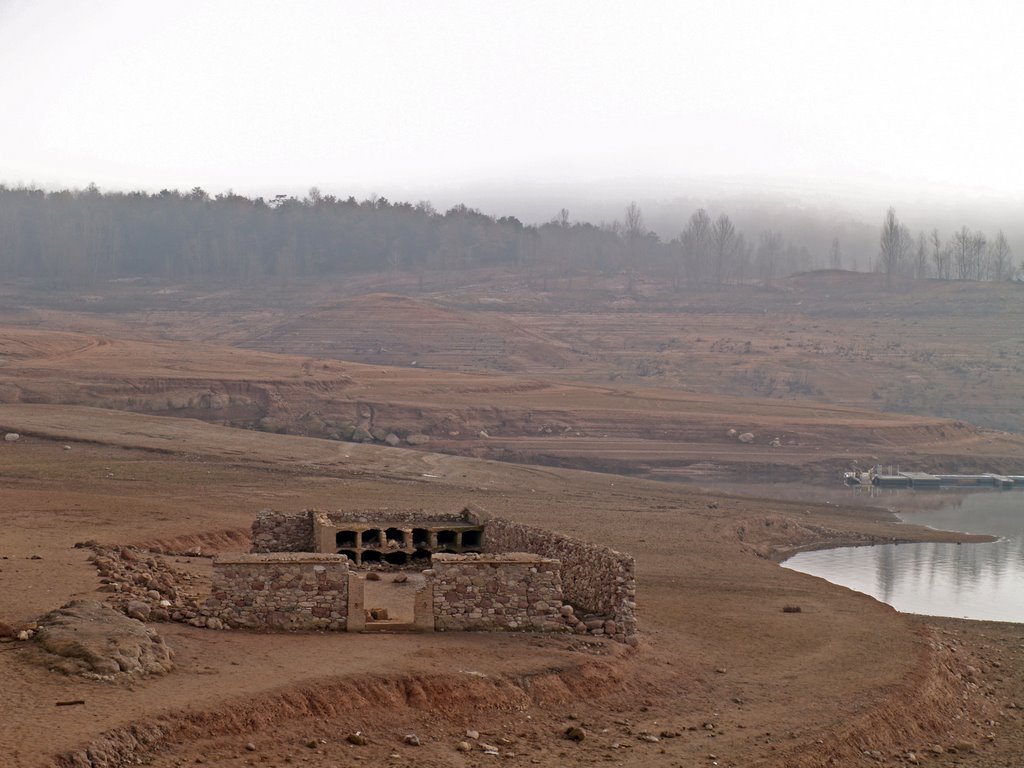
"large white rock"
4,432,20,442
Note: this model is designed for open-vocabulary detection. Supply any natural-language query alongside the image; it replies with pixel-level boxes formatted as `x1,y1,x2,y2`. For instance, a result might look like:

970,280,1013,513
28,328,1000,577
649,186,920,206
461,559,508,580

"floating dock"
844,468,1024,489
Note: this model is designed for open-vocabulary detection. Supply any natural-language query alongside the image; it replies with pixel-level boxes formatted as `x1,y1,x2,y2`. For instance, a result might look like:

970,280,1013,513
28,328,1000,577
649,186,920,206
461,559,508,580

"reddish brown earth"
1,271,1023,767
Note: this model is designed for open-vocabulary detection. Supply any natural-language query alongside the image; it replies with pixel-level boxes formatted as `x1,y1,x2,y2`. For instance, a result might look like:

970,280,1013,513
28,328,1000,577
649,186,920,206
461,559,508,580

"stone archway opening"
361,550,383,563
360,529,381,547
384,551,408,566
337,549,358,562
335,530,357,548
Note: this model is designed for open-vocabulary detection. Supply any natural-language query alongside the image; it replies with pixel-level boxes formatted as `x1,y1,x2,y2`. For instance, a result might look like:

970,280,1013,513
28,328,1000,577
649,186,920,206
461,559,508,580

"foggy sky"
1,0,1022,218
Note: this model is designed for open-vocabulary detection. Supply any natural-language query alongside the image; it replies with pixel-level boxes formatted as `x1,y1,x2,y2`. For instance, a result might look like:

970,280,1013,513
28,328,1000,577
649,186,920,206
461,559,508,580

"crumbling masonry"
210,506,637,643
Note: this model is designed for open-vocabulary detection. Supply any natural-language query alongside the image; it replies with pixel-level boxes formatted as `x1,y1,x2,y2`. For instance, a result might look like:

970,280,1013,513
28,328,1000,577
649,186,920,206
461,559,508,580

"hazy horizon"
2,0,1022,227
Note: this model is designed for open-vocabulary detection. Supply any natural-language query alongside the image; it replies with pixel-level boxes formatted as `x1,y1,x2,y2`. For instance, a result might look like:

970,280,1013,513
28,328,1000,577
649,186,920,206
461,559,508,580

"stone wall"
251,509,313,552
431,553,567,633
479,515,637,642
202,553,350,631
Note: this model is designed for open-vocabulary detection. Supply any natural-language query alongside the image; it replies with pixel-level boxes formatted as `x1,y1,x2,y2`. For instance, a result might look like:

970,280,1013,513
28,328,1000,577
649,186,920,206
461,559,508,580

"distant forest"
0,184,1018,287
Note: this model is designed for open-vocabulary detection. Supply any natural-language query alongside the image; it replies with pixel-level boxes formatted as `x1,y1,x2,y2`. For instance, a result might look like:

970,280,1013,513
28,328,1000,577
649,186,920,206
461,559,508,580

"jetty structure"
844,467,1024,489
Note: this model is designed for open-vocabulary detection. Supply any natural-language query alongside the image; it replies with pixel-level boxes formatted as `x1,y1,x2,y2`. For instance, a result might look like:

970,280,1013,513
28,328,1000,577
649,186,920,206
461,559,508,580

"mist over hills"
0,180,1019,286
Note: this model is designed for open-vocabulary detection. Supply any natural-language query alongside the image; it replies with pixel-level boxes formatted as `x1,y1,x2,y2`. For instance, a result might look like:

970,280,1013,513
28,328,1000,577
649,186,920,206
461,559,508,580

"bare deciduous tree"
912,231,929,279
680,208,712,285
711,213,738,284
829,237,842,270
988,230,1013,281
951,226,987,280
930,229,950,280
878,207,911,287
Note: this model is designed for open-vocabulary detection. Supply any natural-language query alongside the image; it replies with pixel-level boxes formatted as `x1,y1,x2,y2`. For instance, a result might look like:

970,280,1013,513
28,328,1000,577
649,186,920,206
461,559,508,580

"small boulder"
125,601,151,621
384,433,401,446
3,433,19,442
738,432,755,443
405,433,431,446
403,734,421,746
564,726,586,742
346,733,368,746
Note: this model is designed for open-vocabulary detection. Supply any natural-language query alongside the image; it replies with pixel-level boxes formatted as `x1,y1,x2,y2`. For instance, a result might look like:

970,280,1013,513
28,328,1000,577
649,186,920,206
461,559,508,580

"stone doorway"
357,571,433,633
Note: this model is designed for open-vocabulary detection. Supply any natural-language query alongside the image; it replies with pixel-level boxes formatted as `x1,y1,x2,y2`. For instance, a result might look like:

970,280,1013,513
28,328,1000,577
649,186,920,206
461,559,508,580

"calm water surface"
782,491,1024,622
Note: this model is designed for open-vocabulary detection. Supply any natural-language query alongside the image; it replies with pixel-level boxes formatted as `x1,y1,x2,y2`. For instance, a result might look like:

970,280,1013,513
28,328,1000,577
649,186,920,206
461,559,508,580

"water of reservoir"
782,491,1024,622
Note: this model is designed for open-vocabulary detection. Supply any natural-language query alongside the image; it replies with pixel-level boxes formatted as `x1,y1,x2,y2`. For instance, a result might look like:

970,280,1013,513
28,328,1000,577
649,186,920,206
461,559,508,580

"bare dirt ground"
0,418,1021,768
1,271,1023,767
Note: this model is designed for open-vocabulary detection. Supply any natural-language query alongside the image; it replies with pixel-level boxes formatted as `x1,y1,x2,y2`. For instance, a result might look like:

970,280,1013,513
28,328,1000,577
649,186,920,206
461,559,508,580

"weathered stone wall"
251,509,313,552
431,553,567,632
202,553,349,631
479,515,637,642
324,509,468,525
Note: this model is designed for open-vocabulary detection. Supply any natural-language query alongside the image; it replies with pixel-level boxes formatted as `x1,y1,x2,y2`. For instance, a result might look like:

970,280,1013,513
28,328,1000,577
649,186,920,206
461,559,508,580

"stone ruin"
219,505,638,643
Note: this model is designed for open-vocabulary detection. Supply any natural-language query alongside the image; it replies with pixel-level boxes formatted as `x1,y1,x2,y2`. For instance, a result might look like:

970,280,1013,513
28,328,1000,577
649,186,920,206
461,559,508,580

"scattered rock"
369,608,389,620
405,433,431,446
738,432,755,443
245,743,257,752
456,741,472,752
782,605,802,613
403,734,421,746
384,433,401,447
4,432,20,442
638,734,660,743
346,733,368,746
564,726,586,742
0,621,14,638
124,600,151,621
726,428,737,437
365,572,381,581
478,430,490,439
392,574,409,584
465,730,480,740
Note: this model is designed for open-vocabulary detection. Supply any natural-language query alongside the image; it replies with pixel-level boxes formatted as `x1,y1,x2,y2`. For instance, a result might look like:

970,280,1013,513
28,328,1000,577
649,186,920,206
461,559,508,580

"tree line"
0,183,1018,288
877,207,1017,286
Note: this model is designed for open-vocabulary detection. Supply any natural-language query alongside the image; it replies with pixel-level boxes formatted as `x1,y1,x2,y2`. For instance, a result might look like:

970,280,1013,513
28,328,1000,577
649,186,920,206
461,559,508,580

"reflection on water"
782,492,1024,622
